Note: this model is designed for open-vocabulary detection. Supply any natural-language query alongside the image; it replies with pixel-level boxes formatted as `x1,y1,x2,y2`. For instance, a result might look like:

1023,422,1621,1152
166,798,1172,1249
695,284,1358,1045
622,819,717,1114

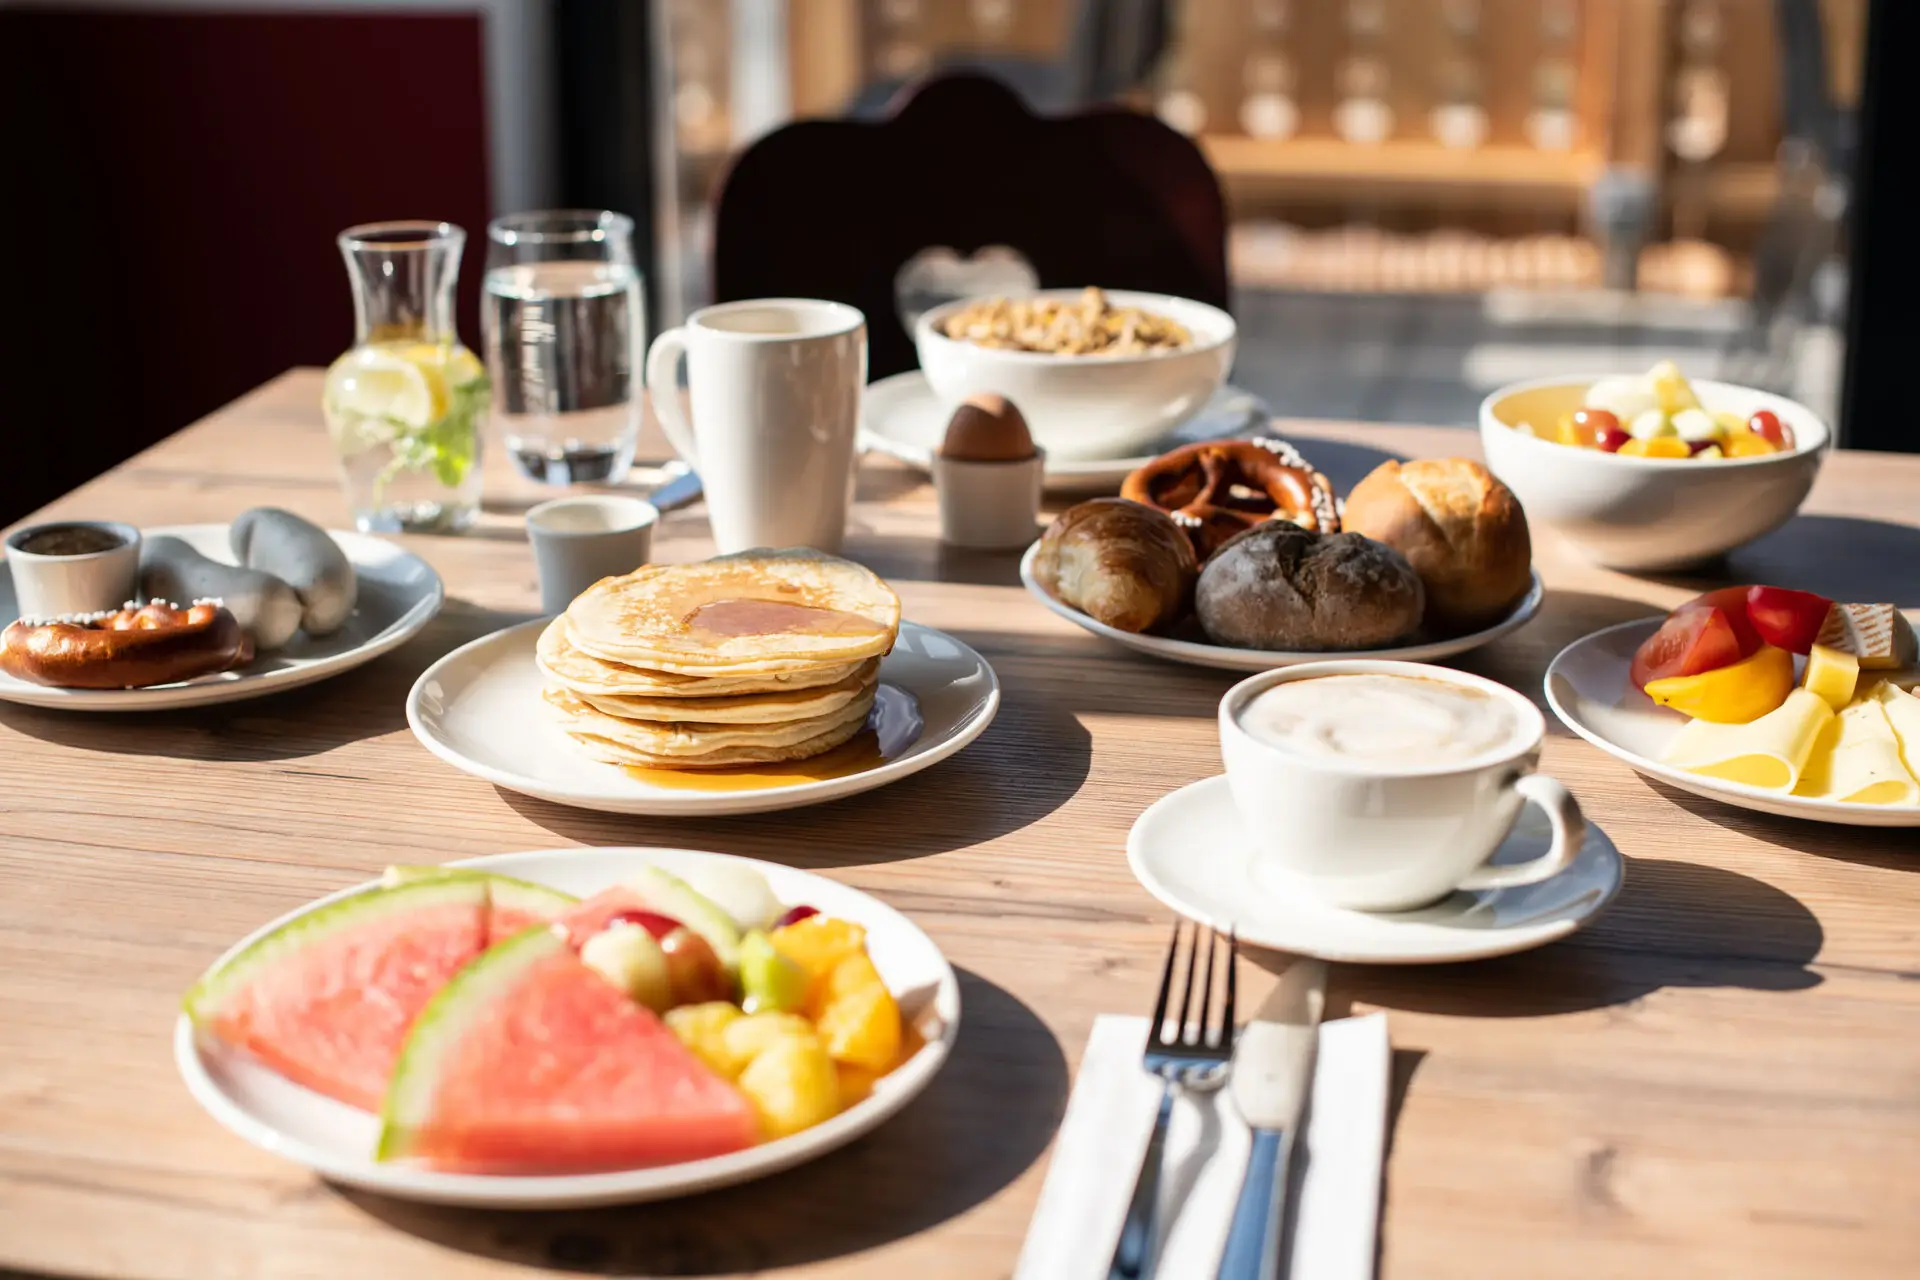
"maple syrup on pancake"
684,597,891,639
623,684,924,791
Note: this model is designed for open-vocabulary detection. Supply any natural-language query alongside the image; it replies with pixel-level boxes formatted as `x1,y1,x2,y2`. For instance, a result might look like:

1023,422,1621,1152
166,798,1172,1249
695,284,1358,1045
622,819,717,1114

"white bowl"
913,289,1235,462
1479,375,1830,572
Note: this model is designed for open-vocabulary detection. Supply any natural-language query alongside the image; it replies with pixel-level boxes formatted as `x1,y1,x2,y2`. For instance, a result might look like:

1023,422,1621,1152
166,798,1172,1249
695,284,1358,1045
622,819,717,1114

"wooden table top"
3,369,1918,1280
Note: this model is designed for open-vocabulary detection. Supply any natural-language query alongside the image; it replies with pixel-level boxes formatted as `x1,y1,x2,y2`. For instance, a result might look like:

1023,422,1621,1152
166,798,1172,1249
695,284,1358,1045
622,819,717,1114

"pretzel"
0,599,254,689
1121,438,1341,560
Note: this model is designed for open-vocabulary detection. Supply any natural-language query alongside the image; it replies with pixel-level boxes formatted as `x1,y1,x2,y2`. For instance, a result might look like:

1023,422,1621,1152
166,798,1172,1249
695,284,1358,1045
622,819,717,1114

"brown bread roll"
1340,458,1532,634
1032,499,1197,634
1195,524,1424,651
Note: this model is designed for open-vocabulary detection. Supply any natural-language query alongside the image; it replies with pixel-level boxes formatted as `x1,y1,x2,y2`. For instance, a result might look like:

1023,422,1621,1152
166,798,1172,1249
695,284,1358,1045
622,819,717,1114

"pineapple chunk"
736,1030,841,1139
769,915,868,1002
1648,359,1699,414
1627,408,1673,440
1804,643,1861,712
1619,436,1690,459
1722,430,1777,458
665,1002,748,1079
722,1011,818,1066
812,951,903,1071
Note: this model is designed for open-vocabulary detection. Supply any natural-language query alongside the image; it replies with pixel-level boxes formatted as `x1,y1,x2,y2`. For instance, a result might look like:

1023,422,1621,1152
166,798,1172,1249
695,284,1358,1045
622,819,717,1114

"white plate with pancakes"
407,551,1000,816
1020,541,1544,672
858,370,1272,489
0,524,443,711
1547,618,1920,827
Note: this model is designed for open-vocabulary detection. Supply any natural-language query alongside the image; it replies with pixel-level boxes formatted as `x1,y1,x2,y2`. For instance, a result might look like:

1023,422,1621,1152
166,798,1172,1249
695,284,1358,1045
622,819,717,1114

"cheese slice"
1664,688,1833,792
1871,680,1920,781
1793,698,1920,806
1816,603,1918,670
1802,643,1859,712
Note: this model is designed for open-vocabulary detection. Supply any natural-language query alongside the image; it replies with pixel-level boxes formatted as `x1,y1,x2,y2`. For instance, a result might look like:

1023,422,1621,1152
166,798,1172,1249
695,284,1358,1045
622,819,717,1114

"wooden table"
4,370,1918,1280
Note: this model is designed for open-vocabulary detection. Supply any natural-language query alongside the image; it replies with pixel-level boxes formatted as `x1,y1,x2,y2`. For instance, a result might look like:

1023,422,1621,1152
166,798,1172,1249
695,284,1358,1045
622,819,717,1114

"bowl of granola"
913,287,1236,461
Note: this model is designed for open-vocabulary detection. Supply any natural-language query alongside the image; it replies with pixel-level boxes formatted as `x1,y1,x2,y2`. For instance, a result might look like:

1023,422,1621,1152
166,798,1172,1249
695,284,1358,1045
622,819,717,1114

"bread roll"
1340,458,1532,633
1195,524,1424,651
1032,499,1197,634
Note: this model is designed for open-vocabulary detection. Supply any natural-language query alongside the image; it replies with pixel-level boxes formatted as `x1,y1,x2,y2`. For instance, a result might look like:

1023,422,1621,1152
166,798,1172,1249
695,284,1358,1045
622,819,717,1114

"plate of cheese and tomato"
1547,586,1920,825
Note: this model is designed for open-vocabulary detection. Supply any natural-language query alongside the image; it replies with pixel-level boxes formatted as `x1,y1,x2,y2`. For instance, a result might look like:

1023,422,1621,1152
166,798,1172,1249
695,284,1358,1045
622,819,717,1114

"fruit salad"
1518,361,1795,459
1628,588,1920,805
183,860,919,1174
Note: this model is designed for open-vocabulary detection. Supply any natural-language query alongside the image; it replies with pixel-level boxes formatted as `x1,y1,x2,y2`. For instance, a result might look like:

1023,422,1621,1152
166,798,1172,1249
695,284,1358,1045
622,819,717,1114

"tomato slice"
1675,587,1764,654
1745,586,1832,654
1630,605,1749,689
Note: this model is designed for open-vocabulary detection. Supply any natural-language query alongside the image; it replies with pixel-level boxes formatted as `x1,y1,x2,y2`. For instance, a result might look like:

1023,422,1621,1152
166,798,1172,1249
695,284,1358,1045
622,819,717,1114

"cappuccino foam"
1238,674,1520,767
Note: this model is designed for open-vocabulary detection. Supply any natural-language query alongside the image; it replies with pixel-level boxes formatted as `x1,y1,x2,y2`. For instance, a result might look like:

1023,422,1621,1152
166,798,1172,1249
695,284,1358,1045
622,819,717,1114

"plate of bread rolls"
1020,438,1542,671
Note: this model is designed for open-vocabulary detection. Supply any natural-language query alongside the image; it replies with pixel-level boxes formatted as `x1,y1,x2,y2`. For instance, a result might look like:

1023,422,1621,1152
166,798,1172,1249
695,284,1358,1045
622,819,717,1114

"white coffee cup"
645,298,867,554
1218,660,1584,912
525,496,658,615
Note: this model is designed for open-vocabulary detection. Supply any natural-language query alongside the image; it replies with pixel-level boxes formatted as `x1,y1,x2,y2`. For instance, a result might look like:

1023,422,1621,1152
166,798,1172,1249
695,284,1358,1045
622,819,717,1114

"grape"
773,905,820,929
661,927,734,1006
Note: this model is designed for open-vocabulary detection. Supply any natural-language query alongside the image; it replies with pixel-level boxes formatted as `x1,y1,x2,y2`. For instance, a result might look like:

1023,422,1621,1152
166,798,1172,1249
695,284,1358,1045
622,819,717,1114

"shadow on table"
1642,514,1920,610
1445,588,1661,719
1273,853,1825,1018
1644,778,1920,873
0,597,533,763
498,695,1093,866
336,965,1068,1276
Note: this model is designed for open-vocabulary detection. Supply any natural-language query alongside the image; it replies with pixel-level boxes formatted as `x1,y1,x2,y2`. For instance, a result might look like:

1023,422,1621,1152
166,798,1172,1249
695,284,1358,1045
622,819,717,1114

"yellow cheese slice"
1871,680,1920,781
1793,698,1920,806
1802,643,1859,712
1664,688,1833,792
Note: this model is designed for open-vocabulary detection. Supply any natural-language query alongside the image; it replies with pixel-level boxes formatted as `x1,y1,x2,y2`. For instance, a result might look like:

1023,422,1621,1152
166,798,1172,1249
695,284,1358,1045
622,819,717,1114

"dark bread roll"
1340,458,1532,633
1195,524,1424,650
1032,498,1197,634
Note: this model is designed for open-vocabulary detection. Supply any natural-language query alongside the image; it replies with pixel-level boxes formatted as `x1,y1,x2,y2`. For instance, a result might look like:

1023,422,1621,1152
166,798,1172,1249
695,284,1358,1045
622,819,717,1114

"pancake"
565,549,901,675
545,685,876,757
564,710,870,770
568,666,879,725
537,616,873,699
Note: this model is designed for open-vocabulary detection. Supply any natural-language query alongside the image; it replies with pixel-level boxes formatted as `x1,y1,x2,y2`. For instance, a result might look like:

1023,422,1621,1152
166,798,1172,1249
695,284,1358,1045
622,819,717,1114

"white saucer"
1127,776,1623,964
407,618,1000,816
1021,541,1544,672
859,369,1272,489
175,845,959,1208
0,524,443,711
1547,618,1920,828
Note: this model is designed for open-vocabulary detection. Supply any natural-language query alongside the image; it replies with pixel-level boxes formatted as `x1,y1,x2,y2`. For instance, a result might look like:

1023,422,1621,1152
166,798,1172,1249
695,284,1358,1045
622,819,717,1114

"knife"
1216,959,1327,1280
645,465,704,514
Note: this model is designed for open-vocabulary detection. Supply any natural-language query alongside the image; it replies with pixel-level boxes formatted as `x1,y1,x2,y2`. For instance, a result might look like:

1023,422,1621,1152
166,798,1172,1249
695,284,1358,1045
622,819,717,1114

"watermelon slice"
380,865,579,943
184,878,492,1111
378,926,759,1173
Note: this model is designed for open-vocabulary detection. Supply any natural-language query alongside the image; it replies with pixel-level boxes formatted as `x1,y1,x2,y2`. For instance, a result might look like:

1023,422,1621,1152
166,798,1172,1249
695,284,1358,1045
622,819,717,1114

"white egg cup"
932,449,1046,551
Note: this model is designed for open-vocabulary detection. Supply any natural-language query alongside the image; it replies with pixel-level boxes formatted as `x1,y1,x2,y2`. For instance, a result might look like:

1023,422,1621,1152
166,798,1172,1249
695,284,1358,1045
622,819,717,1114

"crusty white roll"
1340,458,1532,634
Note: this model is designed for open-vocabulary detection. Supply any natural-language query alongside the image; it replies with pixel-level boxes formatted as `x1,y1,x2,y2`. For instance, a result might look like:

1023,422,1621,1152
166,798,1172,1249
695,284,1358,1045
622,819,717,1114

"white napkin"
1017,1013,1391,1280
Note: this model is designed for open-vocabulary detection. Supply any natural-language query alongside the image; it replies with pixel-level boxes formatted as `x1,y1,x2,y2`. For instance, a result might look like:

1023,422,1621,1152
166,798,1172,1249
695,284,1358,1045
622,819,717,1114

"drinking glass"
482,210,648,485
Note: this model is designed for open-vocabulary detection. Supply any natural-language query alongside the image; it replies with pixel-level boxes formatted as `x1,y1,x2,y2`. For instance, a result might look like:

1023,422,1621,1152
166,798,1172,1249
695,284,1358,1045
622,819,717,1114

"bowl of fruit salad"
1480,362,1829,571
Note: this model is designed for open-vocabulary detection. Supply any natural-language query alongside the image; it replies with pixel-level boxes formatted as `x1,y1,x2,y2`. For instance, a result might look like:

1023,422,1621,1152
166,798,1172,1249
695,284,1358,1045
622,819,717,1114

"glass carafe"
323,221,487,533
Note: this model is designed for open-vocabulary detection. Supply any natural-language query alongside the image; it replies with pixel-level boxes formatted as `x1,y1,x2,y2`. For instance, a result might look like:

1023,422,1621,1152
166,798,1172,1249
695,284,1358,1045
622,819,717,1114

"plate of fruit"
1546,586,1920,825
174,846,958,1207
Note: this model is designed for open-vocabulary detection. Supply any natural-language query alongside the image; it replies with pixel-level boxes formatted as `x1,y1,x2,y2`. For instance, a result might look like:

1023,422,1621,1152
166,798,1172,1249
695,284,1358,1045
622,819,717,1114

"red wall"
0,8,493,520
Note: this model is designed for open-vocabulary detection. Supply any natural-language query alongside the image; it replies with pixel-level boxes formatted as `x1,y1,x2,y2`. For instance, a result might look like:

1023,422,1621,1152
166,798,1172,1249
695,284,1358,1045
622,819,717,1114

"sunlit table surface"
3,369,1918,1279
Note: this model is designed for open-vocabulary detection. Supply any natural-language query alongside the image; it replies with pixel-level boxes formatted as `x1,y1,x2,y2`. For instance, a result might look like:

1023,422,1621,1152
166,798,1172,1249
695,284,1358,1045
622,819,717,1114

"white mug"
1218,660,1584,912
645,298,867,554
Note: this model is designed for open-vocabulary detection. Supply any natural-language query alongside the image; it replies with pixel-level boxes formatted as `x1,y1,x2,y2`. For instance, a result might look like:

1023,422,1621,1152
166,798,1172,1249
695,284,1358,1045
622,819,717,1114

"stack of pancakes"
538,550,902,770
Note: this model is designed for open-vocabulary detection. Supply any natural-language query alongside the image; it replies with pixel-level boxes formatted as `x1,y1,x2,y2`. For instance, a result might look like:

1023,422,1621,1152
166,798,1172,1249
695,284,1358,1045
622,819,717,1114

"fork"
1107,922,1238,1280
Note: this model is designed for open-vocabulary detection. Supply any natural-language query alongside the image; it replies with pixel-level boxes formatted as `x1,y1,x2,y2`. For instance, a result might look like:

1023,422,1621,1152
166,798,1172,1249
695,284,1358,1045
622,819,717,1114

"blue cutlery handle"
1217,1128,1289,1279
1109,1082,1177,1280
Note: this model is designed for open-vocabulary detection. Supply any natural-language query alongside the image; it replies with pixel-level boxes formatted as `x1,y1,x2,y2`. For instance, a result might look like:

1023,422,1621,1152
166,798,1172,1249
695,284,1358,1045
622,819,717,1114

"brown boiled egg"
939,393,1036,462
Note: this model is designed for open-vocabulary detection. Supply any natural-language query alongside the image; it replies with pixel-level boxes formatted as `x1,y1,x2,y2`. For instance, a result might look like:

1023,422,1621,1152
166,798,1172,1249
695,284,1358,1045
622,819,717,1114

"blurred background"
0,0,1904,521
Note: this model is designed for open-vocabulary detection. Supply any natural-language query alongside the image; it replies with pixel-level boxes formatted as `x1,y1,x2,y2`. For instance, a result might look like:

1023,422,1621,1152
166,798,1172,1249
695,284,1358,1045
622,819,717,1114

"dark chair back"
711,73,1229,380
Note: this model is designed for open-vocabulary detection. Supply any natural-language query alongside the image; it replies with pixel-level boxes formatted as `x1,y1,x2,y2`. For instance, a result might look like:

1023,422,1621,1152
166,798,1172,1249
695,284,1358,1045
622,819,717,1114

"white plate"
1546,618,1920,827
407,619,1000,816
175,845,960,1208
858,369,1271,489
0,524,443,711
1127,775,1623,963
1020,541,1544,672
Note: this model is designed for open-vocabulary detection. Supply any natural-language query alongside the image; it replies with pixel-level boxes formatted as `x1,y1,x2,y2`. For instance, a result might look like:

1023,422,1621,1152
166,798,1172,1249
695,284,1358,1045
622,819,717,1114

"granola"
939,287,1193,356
